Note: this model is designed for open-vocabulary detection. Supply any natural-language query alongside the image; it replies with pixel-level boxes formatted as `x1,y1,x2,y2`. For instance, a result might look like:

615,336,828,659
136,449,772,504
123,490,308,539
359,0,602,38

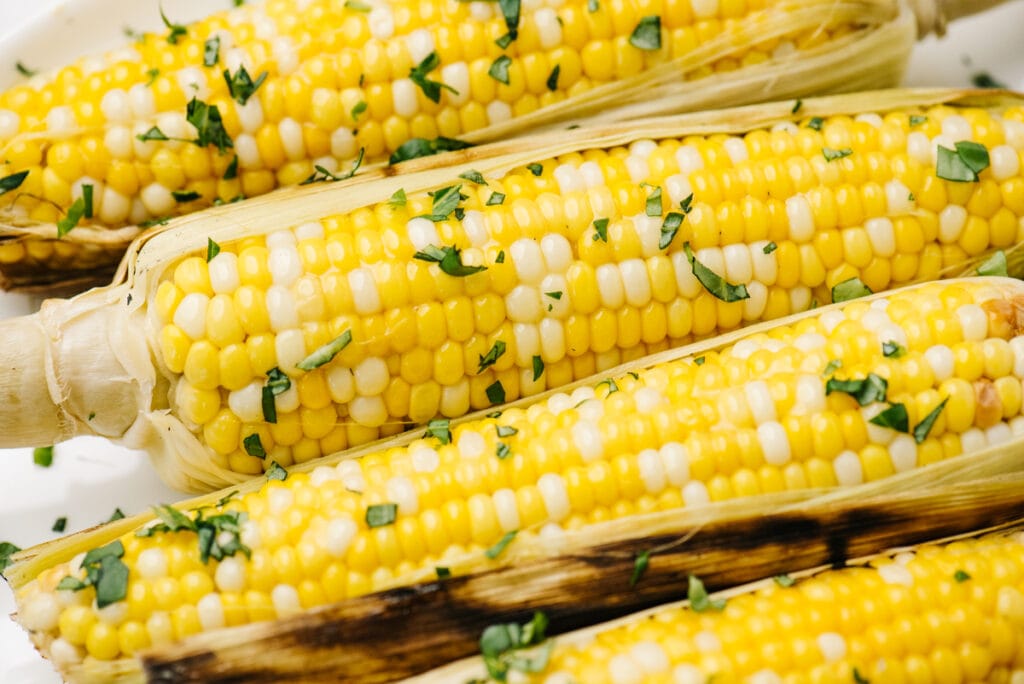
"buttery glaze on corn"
17,278,1024,666
152,101,1024,475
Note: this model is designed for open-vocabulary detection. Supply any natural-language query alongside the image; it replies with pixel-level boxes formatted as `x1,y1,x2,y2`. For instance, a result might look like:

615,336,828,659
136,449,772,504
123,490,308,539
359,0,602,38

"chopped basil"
822,359,842,377
459,169,487,185
0,170,29,195
421,184,467,221
409,52,457,104
34,445,53,467
763,241,777,254
853,667,870,684
425,417,452,444
546,64,560,91
480,612,552,682
203,36,221,67
223,65,268,105
489,56,512,85
496,425,518,438
195,510,251,563
261,367,291,422
366,503,398,528
825,373,887,406
152,503,195,532
882,341,906,358
977,250,1008,277
495,33,514,49
913,397,948,444
82,184,94,218
137,125,169,142
909,114,927,127
160,5,188,44
60,540,128,608
266,461,288,481
807,117,824,131
485,530,517,559
791,99,802,114
487,192,506,206
498,0,522,40
532,355,544,381
52,517,67,533
345,0,372,10
477,340,507,373
57,576,87,591
592,217,609,242
831,277,872,303
243,433,266,458
496,442,511,459
684,242,749,302
598,378,619,394
206,237,221,262
172,189,201,203
389,188,407,207
435,566,451,579
630,550,650,587
688,574,725,612
15,61,36,78
773,574,796,587
487,411,503,419
545,291,563,300
296,330,353,370
645,186,663,217
936,141,990,182
954,569,971,582
486,380,506,405
57,197,86,237
496,250,505,263
694,356,705,366
140,216,171,228
629,16,661,50
351,100,367,123
660,194,693,249
301,148,365,184
972,72,1006,89
526,163,543,176
588,0,599,10
216,491,239,507
186,97,233,153
823,147,853,162
869,403,909,432
145,67,160,87
107,508,126,522
414,244,486,277
0,541,20,573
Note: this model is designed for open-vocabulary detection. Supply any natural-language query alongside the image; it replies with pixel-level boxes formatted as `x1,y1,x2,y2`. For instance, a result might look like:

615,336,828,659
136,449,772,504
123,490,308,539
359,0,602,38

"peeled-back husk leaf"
0,88,1022,493
0,0,1006,291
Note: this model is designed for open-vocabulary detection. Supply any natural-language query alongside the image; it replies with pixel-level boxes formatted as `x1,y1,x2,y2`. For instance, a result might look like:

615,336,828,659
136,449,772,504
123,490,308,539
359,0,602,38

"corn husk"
0,88,1021,493
0,0,1005,291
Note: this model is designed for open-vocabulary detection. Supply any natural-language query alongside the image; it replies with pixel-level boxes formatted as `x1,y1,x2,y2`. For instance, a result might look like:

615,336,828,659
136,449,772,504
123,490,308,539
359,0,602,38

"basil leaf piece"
15,61,36,78
773,574,796,587
598,378,619,394
300,149,365,184
477,340,507,373
137,125,169,142
206,237,221,262
53,517,67,533
822,147,853,162
82,184,94,218
630,550,650,587
160,5,188,44
414,244,487,277
498,0,521,39
107,508,126,522
832,277,872,303
425,418,452,444
936,141,990,182
546,64,560,91
592,217,609,242
645,186,663,217
203,36,221,66
486,380,506,405
172,190,201,203
496,442,511,459
869,403,909,433
0,170,29,195
0,541,21,573
977,250,1008,277
825,373,888,406
94,555,130,608
186,97,233,153
435,566,451,579
409,52,458,104
496,425,518,438
954,569,971,582
807,117,824,131
366,503,398,528
389,188,407,206
422,184,466,221
243,433,266,458
909,114,927,127
763,241,777,254
688,574,726,612
882,341,907,358
526,163,543,176
532,355,544,381
487,192,505,206
629,15,661,50
56,576,87,591
459,169,487,185
684,242,749,302
57,197,86,237
913,397,948,444
297,330,353,370
261,386,277,423
152,504,196,532
266,461,288,481
496,250,505,263
488,56,512,85
485,530,517,559
791,99,802,114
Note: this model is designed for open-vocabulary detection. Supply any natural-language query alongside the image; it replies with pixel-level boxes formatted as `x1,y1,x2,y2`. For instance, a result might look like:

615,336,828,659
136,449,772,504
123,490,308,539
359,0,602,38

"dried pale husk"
0,0,1004,291
0,88,1021,494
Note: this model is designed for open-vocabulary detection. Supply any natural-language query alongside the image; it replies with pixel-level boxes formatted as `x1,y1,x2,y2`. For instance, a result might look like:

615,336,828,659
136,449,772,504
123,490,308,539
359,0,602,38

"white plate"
1,1,1023,681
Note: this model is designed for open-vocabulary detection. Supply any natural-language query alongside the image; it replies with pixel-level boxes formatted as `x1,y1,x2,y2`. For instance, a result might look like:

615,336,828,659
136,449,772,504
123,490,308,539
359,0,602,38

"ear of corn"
1,89,1022,491
0,0,997,290
415,522,1024,684
12,276,1024,681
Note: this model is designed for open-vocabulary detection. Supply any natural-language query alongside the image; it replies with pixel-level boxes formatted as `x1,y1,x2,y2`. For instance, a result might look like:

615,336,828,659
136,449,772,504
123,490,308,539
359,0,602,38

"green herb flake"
498,0,522,41
185,97,233,153
172,189,201,203
694,356,705,366
425,418,452,445
485,530,517,559
409,52,457,104
243,433,266,459
660,194,693,249
108,508,126,522
206,237,221,262
57,197,86,237
487,192,506,206
496,249,505,263
0,541,20,573
630,550,650,587
825,373,888,406
495,33,514,49
645,186,663,217
532,355,545,381
366,503,398,528
486,380,506,405
545,290,563,301
52,517,67,533
598,378,619,394
223,65,268,106
203,36,221,67
351,100,368,122
487,411,503,419
869,403,909,433
435,566,451,579
972,72,1006,89
823,147,853,162
913,397,948,444
629,15,661,51
954,569,971,582
137,125,169,143
477,340,507,373
56,576,87,591
773,574,796,587
160,5,188,44
763,241,777,254
422,184,468,221
297,330,353,370
909,114,927,127
496,425,519,438
688,574,726,612
526,163,543,177
489,56,512,85
459,169,487,185
546,64,560,91
592,217,609,242
0,170,29,195
145,67,160,87
82,184,94,218
33,446,54,467
831,277,872,303
791,99,802,114
496,442,511,459
15,61,36,78
480,612,552,682
301,148,365,185
684,242,749,302
977,250,1008,277
414,244,487,277
882,341,907,358
823,359,842,377
807,116,824,131
266,461,288,481
588,0,599,10
853,668,870,684
936,141,990,182
345,0,372,10
389,188,407,207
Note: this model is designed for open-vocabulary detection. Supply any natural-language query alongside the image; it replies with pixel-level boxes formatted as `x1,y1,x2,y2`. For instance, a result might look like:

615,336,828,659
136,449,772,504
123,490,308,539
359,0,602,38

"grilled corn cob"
419,524,1024,684
10,276,1024,680
1,89,1022,491
0,0,997,290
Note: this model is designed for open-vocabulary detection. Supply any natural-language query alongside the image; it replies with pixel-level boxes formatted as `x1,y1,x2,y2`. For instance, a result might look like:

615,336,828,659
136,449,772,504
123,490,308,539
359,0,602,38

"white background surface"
0,0,1022,681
